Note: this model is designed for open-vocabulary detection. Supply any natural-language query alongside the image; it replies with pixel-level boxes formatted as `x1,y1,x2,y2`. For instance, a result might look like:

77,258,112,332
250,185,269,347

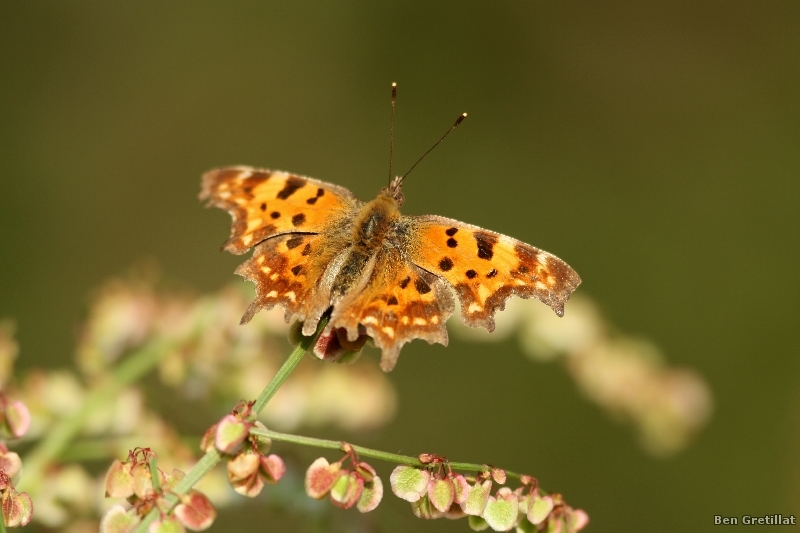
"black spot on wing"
301,243,312,256
271,211,281,219
399,276,411,289
291,265,302,276
439,257,454,271
474,232,497,260
414,278,431,294
276,176,306,200
305,187,326,205
260,203,267,211
387,296,398,306
466,269,477,279
446,238,458,248
286,237,304,250
292,213,306,227
446,227,458,236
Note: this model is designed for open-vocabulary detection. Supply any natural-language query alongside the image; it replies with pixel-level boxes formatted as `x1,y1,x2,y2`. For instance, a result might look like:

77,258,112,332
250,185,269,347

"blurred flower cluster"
76,274,397,432
3,272,397,530
102,448,216,533
452,295,713,456
0,321,33,528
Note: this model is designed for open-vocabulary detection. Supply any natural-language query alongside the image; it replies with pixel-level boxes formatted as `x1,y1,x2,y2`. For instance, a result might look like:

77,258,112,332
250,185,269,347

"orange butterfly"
200,92,580,371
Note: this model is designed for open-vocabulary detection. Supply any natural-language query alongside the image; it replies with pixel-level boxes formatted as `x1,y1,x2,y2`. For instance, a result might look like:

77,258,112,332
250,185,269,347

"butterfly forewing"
406,215,581,331
200,167,360,254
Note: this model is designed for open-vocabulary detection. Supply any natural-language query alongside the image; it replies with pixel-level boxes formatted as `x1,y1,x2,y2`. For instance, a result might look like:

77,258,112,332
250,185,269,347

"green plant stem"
149,455,161,493
132,318,326,533
252,321,321,414
251,427,524,480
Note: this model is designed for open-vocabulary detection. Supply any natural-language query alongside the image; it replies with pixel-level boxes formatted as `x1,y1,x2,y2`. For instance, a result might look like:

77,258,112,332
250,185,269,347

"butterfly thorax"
330,192,402,298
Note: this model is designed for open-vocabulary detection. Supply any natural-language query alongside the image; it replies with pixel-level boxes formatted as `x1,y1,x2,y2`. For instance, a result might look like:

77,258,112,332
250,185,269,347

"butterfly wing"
200,166,360,254
329,245,455,372
235,233,325,324
406,215,581,331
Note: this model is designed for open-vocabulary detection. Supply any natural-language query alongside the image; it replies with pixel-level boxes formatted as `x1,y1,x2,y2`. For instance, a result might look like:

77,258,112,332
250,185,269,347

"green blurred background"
1,2,799,531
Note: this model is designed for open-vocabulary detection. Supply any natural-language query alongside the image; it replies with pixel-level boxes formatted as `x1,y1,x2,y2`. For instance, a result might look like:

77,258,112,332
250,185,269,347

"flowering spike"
305,457,341,499
528,494,554,525
161,468,186,494
442,501,467,520
490,467,506,485
329,471,364,509
451,473,470,505
174,490,217,531
259,454,286,485
100,504,140,533
516,516,538,533
567,509,590,531
467,514,490,531
251,421,273,454
390,466,430,502
227,452,264,497
462,479,492,516
132,462,161,500
418,453,435,464
481,490,519,531
0,451,22,481
1,489,33,527
4,401,30,439
105,459,135,499
199,425,217,453
547,516,565,533
428,478,455,513
357,473,383,513
214,414,250,455
411,494,439,520
149,517,186,533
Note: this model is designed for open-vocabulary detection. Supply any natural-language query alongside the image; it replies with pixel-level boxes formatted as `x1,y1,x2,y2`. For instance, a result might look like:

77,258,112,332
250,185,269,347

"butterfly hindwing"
330,246,454,371
200,166,360,254
235,233,324,324
406,215,581,331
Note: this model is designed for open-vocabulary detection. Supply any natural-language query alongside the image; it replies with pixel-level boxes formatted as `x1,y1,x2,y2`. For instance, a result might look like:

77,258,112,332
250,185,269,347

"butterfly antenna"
397,112,467,187
388,82,397,184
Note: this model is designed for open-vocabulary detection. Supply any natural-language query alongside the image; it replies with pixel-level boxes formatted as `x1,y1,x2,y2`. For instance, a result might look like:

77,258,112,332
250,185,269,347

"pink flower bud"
174,490,217,531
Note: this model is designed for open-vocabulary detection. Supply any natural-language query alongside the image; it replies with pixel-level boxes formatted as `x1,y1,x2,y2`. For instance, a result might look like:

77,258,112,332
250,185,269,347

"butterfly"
200,90,580,371
200,163,581,371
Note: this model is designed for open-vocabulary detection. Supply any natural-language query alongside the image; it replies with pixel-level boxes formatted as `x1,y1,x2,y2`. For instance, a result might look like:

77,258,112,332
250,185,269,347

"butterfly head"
382,175,405,206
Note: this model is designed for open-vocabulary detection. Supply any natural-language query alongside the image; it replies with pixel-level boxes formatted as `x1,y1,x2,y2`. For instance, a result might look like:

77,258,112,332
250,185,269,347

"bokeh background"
1,2,799,531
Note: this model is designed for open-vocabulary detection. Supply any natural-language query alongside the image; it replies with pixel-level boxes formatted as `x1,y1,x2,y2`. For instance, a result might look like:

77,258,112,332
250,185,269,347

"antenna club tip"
391,82,397,87
462,112,468,117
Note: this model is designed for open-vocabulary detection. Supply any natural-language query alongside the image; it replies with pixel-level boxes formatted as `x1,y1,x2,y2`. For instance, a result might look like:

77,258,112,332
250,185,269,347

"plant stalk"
132,318,326,533
251,427,523,480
